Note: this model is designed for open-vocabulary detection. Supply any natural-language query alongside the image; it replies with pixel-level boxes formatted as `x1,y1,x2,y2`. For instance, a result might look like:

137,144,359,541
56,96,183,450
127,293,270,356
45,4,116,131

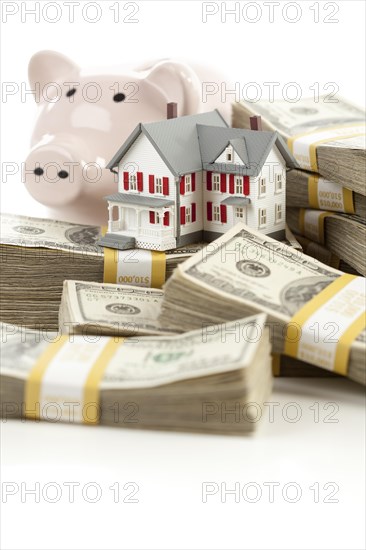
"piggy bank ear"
28,50,79,99
145,60,201,116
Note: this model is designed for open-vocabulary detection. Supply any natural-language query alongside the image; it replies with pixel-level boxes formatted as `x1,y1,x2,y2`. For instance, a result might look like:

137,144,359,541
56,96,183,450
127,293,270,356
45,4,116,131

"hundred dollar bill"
232,97,366,194
0,316,272,434
59,281,177,336
160,223,366,385
0,213,204,329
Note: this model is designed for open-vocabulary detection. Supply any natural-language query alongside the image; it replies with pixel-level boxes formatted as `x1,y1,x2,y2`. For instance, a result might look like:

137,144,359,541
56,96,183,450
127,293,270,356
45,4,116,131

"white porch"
106,196,176,251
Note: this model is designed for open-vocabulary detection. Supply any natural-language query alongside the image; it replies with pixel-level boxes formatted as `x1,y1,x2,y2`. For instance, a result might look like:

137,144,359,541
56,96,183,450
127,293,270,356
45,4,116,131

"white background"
1,1,365,549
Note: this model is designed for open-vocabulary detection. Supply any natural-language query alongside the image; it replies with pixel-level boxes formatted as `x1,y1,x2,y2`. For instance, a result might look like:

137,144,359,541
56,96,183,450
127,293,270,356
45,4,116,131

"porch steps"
97,233,136,251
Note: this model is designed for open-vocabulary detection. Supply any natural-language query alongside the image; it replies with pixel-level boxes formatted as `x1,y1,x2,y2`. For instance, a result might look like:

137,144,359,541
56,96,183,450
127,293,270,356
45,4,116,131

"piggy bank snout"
24,144,84,207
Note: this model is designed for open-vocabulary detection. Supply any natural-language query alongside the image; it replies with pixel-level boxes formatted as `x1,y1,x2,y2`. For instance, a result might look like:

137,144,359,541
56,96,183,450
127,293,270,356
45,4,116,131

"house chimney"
250,115,262,131
167,102,177,119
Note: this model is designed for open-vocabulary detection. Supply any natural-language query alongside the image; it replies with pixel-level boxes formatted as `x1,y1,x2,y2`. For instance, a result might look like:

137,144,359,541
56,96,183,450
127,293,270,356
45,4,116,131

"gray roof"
197,125,298,176
230,138,249,166
221,196,251,206
104,193,174,208
107,110,228,177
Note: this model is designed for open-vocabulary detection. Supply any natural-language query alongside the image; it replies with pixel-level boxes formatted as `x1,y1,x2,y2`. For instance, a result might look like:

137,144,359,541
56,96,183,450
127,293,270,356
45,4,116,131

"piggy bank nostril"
34,167,44,176
66,88,77,98
58,170,69,179
113,93,126,102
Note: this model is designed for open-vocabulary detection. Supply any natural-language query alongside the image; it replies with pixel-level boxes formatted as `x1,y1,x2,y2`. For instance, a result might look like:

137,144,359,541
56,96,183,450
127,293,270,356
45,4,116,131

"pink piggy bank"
24,51,230,221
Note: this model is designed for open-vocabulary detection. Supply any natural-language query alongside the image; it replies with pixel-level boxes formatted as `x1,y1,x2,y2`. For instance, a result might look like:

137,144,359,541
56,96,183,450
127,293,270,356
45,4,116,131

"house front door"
123,208,137,232
234,206,247,224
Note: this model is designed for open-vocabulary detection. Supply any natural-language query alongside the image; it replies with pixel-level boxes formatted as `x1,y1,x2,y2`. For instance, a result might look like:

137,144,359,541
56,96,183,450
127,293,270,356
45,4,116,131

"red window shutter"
206,172,212,191
149,211,155,224
229,174,235,194
123,171,129,191
163,212,170,226
220,204,227,223
192,203,196,222
180,206,186,225
180,177,185,195
207,201,212,221
192,173,196,192
244,176,250,195
149,175,154,194
220,173,227,193
137,172,143,192
163,177,169,196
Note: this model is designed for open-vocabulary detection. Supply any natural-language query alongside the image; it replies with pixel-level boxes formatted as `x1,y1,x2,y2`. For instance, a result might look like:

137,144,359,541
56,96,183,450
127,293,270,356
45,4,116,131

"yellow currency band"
151,251,166,288
24,337,123,424
299,209,330,245
103,247,166,288
307,175,355,214
288,123,365,172
271,354,281,377
24,335,69,420
284,274,366,375
83,338,123,425
104,247,118,283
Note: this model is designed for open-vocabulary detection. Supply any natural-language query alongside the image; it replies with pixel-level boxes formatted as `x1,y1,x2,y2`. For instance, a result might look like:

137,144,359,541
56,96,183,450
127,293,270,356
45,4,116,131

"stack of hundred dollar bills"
1,315,272,434
1,218,365,433
0,213,300,330
233,97,366,275
160,225,366,387
0,213,204,330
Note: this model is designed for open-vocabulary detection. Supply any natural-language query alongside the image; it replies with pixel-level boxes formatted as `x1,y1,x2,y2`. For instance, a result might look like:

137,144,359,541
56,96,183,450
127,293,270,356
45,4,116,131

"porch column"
107,204,113,232
136,209,141,235
118,205,123,230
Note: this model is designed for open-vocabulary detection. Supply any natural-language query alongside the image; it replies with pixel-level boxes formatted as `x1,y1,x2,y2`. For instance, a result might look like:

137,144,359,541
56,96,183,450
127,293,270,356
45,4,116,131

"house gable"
197,125,298,176
117,133,176,197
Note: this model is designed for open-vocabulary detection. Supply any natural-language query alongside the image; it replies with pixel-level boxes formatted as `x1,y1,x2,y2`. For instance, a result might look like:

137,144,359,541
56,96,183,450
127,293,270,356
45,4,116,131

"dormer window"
226,146,233,162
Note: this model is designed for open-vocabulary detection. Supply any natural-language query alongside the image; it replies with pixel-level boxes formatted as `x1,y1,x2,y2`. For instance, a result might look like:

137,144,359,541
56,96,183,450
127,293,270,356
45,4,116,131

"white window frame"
213,205,220,222
235,207,245,219
235,176,243,194
275,173,283,193
129,174,137,191
155,177,163,194
259,177,266,196
226,146,233,162
186,206,192,224
185,174,192,193
275,203,283,223
258,208,267,228
155,212,160,224
212,174,220,192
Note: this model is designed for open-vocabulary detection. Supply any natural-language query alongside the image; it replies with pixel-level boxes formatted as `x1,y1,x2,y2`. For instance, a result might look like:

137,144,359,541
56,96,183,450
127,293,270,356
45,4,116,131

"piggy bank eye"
113,93,126,102
66,88,77,97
